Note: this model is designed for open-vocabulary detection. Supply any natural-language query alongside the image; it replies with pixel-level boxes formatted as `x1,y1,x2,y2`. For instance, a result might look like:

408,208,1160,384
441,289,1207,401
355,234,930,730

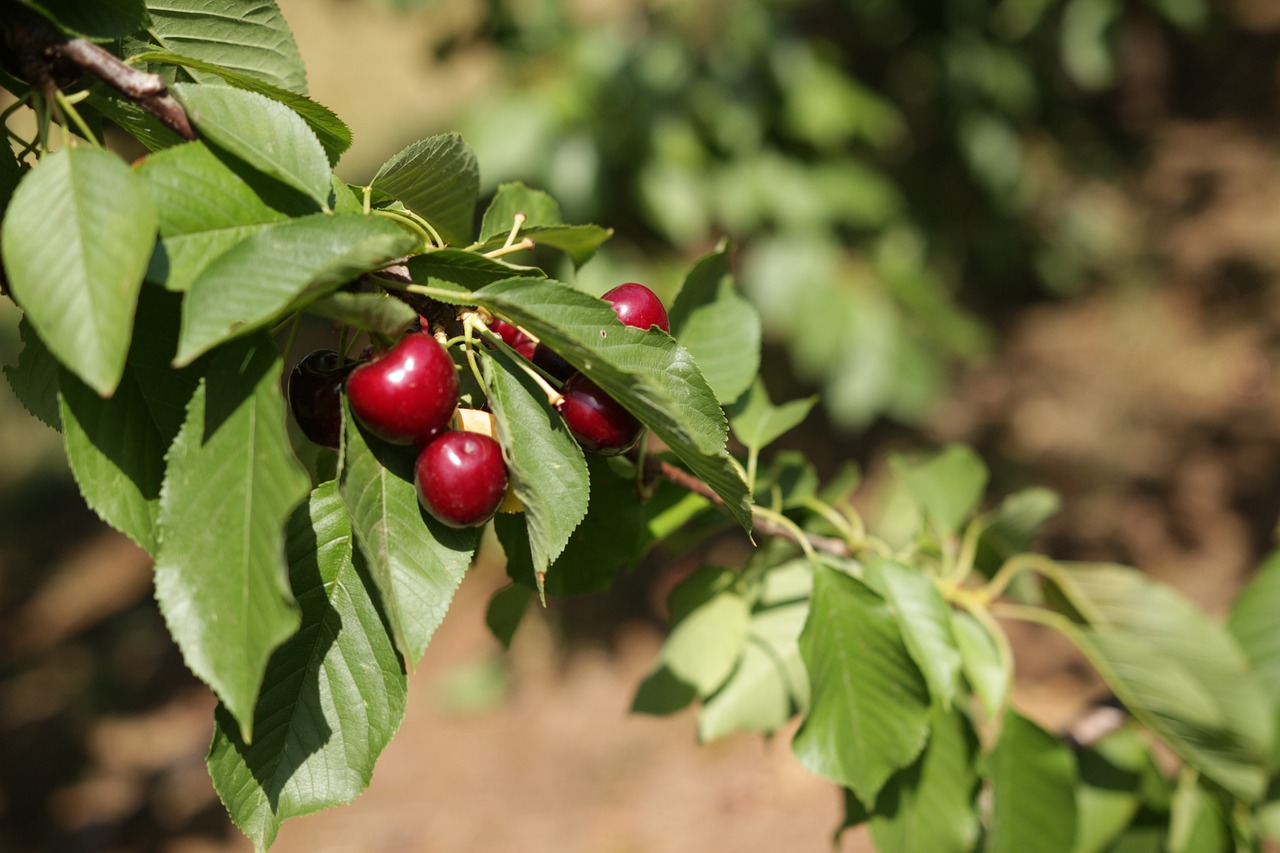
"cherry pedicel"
288,349,358,449
602,282,670,332
557,374,642,455
345,332,459,445
415,431,510,528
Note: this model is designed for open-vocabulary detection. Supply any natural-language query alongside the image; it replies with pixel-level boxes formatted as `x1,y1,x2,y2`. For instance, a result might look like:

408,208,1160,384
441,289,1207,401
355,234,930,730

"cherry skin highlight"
558,374,642,455
415,431,510,528
602,282,670,332
288,349,357,449
345,332,458,445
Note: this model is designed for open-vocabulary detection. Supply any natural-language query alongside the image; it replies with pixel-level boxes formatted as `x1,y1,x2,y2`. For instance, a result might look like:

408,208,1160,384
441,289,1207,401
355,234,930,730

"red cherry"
490,317,536,360
532,342,575,381
346,332,458,445
558,374,642,455
288,349,357,449
602,282,670,333
415,431,509,527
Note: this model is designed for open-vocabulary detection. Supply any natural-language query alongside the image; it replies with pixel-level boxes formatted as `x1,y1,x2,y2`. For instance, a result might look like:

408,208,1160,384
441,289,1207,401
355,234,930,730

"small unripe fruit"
558,374,642,455
288,349,356,449
602,282,670,332
415,431,509,527
346,332,458,445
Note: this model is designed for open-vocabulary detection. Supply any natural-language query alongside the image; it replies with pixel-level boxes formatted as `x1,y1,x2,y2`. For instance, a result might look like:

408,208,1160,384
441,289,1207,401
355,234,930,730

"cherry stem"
53,88,97,146
472,323,565,407
502,212,527,249
483,237,534,259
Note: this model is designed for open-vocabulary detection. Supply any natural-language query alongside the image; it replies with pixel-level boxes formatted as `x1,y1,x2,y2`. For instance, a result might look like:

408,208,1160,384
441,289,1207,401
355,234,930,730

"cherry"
288,349,356,449
490,317,536,360
415,431,509,528
557,374,642,455
532,342,576,381
346,332,458,445
603,282,670,333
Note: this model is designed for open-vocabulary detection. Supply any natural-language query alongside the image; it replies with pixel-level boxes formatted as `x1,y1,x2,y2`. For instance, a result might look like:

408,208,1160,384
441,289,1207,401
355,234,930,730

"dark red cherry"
557,374,642,455
346,332,458,445
490,317,537,360
288,349,356,449
415,431,510,527
532,343,576,381
602,282,670,333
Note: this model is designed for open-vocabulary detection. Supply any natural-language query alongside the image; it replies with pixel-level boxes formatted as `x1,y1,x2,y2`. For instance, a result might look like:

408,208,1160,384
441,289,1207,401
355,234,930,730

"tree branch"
54,39,195,140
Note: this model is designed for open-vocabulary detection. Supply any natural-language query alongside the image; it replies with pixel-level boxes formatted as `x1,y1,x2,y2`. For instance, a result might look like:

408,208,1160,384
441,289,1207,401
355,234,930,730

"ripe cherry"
489,317,536,360
415,431,510,528
288,349,356,449
558,374,642,455
346,332,458,445
603,282,670,332
532,342,576,381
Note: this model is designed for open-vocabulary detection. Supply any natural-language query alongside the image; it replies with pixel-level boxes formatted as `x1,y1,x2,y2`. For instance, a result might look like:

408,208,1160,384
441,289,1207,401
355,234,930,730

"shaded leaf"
207,482,408,850
484,584,532,650
951,609,1009,719
1228,548,1280,765
20,0,146,40
4,316,61,430
866,559,962,710
154,335,309,742
405,249,544,296
669,241,761,404
306,292,417,339
632,664,698,716
1074,727,1150,853
728,378,817,452
1,146,157,396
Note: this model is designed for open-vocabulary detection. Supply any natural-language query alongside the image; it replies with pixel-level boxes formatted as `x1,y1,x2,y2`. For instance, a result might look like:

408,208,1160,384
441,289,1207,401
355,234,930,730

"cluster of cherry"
287,283,670,529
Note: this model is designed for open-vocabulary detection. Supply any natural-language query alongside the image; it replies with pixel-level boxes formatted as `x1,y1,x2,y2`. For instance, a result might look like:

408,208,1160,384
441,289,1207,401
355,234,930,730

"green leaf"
890,444,988,536
4,317,62,430
476,224,613,268
864,707,981,853
154,334,309,742
951,609,1009,719
1,146,157,397
134,51,349,165
20,0,146,39
147,0,308,93
471,278,752,534
405,249,544,295
632,664,698,716
866,559,962,710
58,290,197,555
480,182,563,241
989,710,1078,853
1074,727,1150,853
1228,549,1280,764
697,600,809,741
660,567,751,697
482,347,589,587
170,84,329,207
176,214,417,365
975,487,1062,576
669,241,762,405
485,583,532,650
1048,562,1273,802
306,292,417,339
84,92,185,152
791,560,931,806
496,456,705,596
371,133,479,247
340,406,480,665
727,378,817,452
137,140,289,292
1167,771,1231,853
207,482,408,850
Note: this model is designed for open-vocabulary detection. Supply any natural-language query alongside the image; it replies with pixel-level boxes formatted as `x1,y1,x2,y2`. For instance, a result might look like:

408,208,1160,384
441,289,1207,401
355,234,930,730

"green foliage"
1,5,1276,851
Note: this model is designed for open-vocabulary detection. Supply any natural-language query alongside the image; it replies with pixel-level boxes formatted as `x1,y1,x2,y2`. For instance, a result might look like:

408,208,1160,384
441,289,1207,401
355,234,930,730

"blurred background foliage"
361,0,1213,429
